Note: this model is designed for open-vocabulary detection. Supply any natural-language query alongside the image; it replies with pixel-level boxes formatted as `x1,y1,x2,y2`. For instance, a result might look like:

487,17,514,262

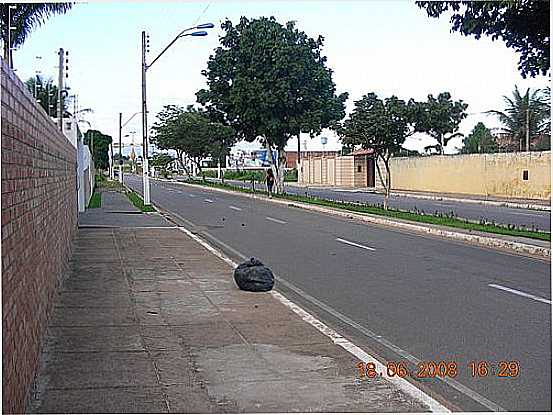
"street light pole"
140,23,213,206
57,48,64,131
141,31,151,204
7,5,17,68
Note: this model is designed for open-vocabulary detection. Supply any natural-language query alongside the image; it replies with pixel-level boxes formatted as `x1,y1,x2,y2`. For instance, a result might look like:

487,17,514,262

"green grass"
126,190,156,212
186,178,551,242
202,169,298,182
100,178,124,190
88,192,101,208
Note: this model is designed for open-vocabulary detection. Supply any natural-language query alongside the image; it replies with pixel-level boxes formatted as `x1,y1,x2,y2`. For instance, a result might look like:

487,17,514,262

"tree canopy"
197,16,347,190
151,105,235,176
461,122,497,154
412,92,468,154
84,130,112,170
416,1,550,78
24,75,62,117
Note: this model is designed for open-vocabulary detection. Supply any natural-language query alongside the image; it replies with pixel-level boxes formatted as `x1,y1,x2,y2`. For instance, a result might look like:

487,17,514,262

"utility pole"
526,107,530,152
119,112,123,184
141,31,151,205
57,48,64,131
7,5,16,68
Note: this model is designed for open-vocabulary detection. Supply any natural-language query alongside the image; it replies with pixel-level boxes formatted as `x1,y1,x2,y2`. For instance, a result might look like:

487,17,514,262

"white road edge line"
204,198,214,203
336,237,376,251
489,283,551,305
174,225,450,413
229,206,242,211
265,216,287,224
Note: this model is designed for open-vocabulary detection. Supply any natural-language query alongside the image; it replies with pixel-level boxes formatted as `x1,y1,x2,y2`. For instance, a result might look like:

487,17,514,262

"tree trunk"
383,158,391,210
374,154,391,210
275,148,286,194
176,151,192,178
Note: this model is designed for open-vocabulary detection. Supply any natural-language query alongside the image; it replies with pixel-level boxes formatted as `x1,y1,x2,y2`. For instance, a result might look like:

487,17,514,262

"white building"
55,117,95,212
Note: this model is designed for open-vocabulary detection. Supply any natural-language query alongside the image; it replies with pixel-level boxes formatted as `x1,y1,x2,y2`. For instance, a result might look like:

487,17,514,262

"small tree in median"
340,93,416,210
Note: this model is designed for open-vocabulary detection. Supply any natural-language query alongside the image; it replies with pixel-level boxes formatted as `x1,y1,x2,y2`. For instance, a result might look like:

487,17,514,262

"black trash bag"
234,258,274,292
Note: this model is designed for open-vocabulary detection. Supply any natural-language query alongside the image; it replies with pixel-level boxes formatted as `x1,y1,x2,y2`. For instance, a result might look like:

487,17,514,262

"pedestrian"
265,168,275,198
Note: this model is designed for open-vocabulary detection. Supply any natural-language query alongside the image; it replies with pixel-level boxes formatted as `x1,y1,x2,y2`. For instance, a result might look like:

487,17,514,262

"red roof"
349,148,374,156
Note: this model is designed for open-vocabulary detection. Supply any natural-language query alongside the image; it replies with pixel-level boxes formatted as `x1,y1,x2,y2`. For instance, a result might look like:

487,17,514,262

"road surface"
126,174,551,412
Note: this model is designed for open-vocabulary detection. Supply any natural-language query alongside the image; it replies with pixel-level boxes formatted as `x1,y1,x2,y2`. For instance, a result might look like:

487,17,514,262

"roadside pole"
57,48,64,131
119,112,123,184
141,31,151,205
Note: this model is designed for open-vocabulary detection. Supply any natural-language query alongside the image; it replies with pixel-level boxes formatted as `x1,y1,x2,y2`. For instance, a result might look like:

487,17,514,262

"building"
299,149,376,187
54,116,95,212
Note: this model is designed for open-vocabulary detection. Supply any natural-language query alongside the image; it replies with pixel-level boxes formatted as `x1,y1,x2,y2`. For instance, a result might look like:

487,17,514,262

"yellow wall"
378,151,551,200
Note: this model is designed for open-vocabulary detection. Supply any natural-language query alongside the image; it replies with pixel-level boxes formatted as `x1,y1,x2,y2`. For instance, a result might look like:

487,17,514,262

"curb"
388,192,551,212
171,179,551,260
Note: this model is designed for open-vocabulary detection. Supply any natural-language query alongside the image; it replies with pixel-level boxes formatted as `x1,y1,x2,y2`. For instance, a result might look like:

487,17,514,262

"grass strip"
88,192,101,208
186,178,550,242
126,190,156,212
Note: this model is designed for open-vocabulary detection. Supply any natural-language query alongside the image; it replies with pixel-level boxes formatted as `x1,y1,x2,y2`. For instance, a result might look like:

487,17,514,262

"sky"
13,0,550,156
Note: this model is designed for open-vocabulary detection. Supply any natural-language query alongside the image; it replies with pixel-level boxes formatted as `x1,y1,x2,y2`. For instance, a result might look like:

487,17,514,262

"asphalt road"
207,178,551,232
126,174,551,412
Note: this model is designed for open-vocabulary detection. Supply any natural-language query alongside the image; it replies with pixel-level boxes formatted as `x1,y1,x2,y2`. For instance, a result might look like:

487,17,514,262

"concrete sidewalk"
28,189,435,413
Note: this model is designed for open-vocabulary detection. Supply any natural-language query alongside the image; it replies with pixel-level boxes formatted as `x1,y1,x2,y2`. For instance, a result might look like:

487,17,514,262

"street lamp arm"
122,111,142,128
146,24,213,70
147,33,182,70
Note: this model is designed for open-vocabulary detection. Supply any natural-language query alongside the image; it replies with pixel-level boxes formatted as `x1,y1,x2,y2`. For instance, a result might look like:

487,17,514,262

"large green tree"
197,16,348,193
340,93,416,209
416,1,550,78
461,122,497,154
487,85,549,151
151,105,234,179
413,92,468,155
84,130,112,170
1,3,73,67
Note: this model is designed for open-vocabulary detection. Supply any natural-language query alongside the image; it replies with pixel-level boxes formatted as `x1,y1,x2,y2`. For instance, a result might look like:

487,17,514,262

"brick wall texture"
1,58,77,413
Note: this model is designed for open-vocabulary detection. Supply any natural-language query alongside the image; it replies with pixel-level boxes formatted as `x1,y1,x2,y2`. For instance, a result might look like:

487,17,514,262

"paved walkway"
29,188,432,413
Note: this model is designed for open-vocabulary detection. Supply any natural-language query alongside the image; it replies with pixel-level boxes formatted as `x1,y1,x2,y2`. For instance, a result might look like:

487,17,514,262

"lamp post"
141,23,214,205
119,111,141,184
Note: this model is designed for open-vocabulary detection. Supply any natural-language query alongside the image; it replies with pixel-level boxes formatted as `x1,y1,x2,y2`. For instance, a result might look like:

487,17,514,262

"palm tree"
487,85,550,152
1,3,73,67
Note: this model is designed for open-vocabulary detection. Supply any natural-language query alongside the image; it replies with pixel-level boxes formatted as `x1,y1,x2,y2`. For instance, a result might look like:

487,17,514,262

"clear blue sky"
14,0,549,154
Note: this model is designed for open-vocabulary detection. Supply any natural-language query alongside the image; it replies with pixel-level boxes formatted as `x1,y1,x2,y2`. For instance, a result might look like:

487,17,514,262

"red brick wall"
1,58,77,414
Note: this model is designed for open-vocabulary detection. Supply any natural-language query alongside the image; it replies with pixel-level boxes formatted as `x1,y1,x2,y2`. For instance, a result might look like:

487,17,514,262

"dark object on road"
234,258,274,292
